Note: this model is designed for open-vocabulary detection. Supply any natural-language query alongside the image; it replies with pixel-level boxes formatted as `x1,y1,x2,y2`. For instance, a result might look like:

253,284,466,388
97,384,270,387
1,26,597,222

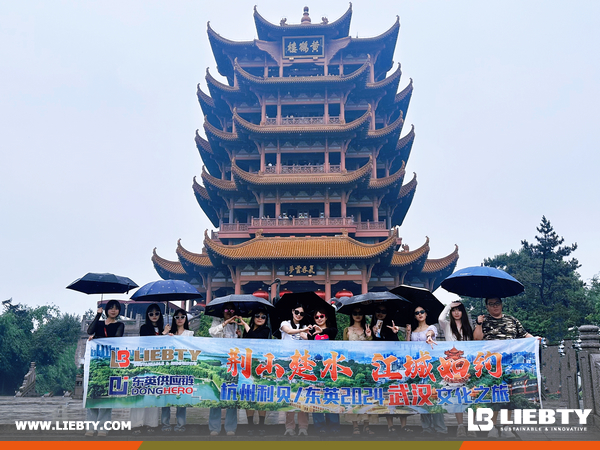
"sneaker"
487,427,500,439
226,431,235,436
298,428,308,436
284,428,296,436
467,430,478,438
161,427,172,433
247,429,254,436
175,428,186,433
210,431,219,436
258,429,266,436
502,428,516,439
456,424,467,437
97,430,108,437
84,430,95,437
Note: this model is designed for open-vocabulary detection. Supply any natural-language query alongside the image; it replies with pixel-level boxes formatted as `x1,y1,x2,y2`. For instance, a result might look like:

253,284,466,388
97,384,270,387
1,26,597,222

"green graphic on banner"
84,336,541,413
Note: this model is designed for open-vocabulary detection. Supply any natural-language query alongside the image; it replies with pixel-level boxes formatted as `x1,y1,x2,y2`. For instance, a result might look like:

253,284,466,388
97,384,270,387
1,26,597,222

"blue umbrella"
440,266,524,298
130,280,202,303
131,280,202,322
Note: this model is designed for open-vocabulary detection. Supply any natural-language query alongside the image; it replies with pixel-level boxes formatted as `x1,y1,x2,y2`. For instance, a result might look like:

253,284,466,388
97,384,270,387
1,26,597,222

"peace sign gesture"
386,320,400,334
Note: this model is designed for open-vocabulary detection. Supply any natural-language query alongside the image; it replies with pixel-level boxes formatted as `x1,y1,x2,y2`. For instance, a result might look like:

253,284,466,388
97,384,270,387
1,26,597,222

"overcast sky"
1,0,599,317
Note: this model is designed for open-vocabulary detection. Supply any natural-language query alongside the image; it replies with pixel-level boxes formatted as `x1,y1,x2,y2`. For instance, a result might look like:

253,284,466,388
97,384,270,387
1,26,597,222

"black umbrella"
273,291,336,337
440,266,524,298
204,294,274,318
66,273,138,299
389,285,444,326
336,291,411,315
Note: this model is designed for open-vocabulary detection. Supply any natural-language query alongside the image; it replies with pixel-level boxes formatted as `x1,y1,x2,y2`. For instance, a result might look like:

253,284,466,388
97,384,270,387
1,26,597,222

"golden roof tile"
367,111,404,138
197,84,215,107
253,4,352,37
366,62,402,90
234,58,369,86
422,245,459,274
202,167,237,191
368,162,405,189
395,78,413,103
204,118,239,141
192,177,211,200
204,230,397,261
152,248,188,274
396,124,415,150
177,239,213,267
232,157,372,186
195,130,213,155
206,68,240,92
398,172,417,198
233,106,371,135
390,237,430,267
350,16,400,45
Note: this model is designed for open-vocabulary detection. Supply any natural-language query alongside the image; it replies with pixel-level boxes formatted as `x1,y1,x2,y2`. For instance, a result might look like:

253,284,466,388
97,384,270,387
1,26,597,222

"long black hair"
144,303,164,333
449,302,474,341
410,304,429,331
249,307,270,331
170,308,189,332
349,306,367,330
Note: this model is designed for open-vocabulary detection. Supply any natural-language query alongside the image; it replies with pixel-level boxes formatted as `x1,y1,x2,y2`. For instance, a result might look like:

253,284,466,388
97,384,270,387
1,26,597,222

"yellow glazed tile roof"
152,248,188,274
177,239,213,267
390,237,430,267
203,230,397,261
422,245,459,274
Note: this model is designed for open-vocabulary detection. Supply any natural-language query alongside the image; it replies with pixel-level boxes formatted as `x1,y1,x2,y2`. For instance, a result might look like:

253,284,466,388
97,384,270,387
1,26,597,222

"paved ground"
1,397,598,441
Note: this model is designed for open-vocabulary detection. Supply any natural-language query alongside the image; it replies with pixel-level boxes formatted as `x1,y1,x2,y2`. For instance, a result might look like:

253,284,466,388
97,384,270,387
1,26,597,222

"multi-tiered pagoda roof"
153,5,458,302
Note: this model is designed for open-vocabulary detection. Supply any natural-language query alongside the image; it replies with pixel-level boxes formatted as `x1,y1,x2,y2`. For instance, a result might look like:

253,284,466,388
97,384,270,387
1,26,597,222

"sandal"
388,426,397,434
400,426,415,434
353,426,361,435
363,425,375,435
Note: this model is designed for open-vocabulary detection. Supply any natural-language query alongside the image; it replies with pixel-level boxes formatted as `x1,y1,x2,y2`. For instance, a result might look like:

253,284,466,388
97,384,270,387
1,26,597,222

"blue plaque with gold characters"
283,36,324,58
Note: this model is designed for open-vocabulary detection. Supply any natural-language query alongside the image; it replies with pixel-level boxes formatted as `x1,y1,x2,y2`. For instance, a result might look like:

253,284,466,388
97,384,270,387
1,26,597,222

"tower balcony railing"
251,217,356,228
218,219,388,235
264,164,341,174
356,220,387,230
264,116,341,126
220,223,250,232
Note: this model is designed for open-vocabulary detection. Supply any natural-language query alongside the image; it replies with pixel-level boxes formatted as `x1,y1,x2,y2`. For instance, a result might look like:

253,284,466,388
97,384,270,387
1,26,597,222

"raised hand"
96,307,103,315
387,320,400,334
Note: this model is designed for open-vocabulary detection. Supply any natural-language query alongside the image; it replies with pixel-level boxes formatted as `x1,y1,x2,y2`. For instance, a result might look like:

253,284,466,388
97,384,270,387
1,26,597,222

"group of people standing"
86,294,536,439
85,301,193,436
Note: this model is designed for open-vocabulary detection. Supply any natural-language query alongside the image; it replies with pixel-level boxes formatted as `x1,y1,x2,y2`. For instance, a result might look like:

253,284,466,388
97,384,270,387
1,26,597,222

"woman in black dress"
85,300,124,436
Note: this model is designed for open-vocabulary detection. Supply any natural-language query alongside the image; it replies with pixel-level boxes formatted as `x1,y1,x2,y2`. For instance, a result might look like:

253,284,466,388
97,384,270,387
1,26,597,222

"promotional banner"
84,337,541,414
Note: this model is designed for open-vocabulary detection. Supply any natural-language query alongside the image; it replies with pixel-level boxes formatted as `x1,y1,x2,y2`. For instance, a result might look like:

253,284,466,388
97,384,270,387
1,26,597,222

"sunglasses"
414,310,426,316
314,314,326,320
254,313,267,319
352,312,363,316
487,302,502,307
174,315,186,320
293,309,305,317
223,308,236,313
148,312,160,317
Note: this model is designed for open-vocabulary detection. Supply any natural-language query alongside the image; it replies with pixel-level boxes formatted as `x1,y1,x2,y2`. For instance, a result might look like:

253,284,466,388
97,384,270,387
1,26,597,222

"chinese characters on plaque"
283,36,324,58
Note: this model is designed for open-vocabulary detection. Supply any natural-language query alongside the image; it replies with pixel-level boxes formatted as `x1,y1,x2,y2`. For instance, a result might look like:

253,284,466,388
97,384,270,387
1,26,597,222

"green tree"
468,216,592,343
